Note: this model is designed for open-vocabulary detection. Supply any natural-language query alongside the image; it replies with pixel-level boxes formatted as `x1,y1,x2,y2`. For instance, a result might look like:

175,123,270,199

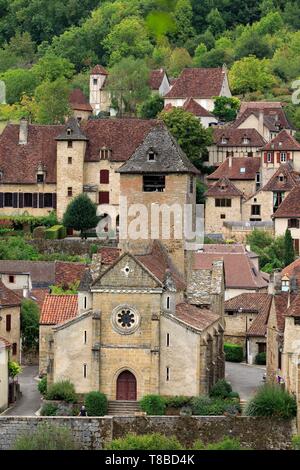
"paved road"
3,365,41,416
225,362,265,401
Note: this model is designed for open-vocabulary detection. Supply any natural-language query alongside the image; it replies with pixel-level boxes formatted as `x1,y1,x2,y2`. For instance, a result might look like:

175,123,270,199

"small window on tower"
68,157,72,165
93,78,98,86
100,148,110,160
67,128,72,136
68,141,73,148
67,187,73,197
37,174,44,184
148,150,156,161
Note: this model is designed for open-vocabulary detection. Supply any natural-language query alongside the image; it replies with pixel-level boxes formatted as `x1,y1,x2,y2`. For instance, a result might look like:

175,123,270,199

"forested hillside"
0,0,300,127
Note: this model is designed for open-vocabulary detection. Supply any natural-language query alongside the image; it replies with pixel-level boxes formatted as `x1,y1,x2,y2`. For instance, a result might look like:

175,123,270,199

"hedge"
84,391,108,416
191,396,241,416
45,380,76,403
45,225,67,240
210,379,232,399
224,343,244,362
140,395,166,415
255,352,266,365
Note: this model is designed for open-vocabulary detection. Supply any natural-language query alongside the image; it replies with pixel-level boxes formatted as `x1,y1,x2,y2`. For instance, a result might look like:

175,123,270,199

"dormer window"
281,276,290,292
37,174,44,184
278,174,285,183
279,141,282,147
221,136,228,144
0,170,3,182
148,150,156,162
100,147,110,160
243,137,250,145
240,167,246,173
67,128,72,136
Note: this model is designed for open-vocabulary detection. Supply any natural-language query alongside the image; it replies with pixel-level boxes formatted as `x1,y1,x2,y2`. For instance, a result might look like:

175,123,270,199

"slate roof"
261,164,300,192
205,177,243,198
207,157,261,181
273,186,300,218
164,68,226,99
117,125,200,174
212,128,266,147
0,281,21,307
91,64,108,75
263,129,300,151
40,294,78,325
149,69,166,90
56,117,88,141
69,88,92,112
174,302,220,331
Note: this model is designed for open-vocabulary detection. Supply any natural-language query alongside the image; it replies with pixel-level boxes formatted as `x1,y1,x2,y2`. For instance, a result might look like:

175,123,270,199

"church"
39,124,225,401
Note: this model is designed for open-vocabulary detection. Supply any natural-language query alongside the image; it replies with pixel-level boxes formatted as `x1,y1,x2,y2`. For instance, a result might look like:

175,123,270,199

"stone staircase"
108,400,141,416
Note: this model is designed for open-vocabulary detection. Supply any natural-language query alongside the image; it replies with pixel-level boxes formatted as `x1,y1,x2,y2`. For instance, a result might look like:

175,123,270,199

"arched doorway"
116,370,137,401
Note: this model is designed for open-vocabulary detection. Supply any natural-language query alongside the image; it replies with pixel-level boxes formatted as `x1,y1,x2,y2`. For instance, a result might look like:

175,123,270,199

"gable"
92,253,162,289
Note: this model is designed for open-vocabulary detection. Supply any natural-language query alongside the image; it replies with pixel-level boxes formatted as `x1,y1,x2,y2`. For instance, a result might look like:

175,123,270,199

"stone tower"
117,124,200,277
89,64,110,115
55,118,88,220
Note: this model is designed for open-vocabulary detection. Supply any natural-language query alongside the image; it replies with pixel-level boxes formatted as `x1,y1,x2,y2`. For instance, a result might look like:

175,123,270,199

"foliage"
45,225,67,240
246,384,297,419
84,391,108,416
35,77,71,124
255,352,267,365
224,343,244,363
167,47,192,77
106,433,183,450
13,423,80,450
292,435,300,450
40,403,58,416
196,180,207,204
163,395,192,409
50,281,80,295
0,68,39,104
46,380,77,403
63,194,99,239
191,395,241,416
138,94,164,119
140,394,166,415
192,437,245,450
246,229,292,272
38,376,47,396
8,361,22,379
284,229,295,267
213,96,240,122
21,299,40,353
210,379,233,399
229,56,277,95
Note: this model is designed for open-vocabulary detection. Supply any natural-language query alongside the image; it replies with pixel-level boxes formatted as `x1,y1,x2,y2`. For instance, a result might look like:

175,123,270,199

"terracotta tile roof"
91,64,108,75
207,157,261,181
0,336,11,349
40,294,78,325
0,260,55,288
165,67,225,99
175,302,220,331
205,177,243,197
273,293,297,332
261,164,300,192
282,259,300,288
264,129,300,151
149,69,166,90
285,294,300,318
0,123,63,184
69,88,92,112
193,246,268,290
239,101,283,114
233,108,291,132
0,281,22,306
98,247,121,265
212,128,266,147
273,186,300,218
202,244,246,254
183,98,214,117
54,261,87,288
28,288,49,309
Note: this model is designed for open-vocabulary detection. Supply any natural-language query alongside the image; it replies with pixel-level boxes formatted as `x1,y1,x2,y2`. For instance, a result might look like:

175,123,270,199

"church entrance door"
116,370,137,400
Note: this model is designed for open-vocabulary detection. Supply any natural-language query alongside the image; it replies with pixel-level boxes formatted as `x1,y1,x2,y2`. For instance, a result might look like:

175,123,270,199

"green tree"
235,28,272,59
213,97,240,122
8,361,21,379
159,107,212,169
168,47,192,77
173,0,195,47
193,43,207,66
32,54,75,82
63,194,99,239
284,228,295,267
206,8,225,37
229,56,277,95
138,94,164,119
21,299,40,353
35,78,71,124
7,32,36,64
1,69,39,104
107,56,151,116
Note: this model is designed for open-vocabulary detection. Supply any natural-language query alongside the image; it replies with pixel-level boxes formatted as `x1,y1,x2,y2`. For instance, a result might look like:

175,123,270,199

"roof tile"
40,294,78,325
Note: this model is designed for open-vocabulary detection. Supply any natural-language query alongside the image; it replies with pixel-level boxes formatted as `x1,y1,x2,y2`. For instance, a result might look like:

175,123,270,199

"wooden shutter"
287,152,291,161
12,343,17,355
100,170,109,184
277,152,281,163
39,193,44,208
12,193,18,208
99,191,110,204
0,193,4,208
264,152,267,163
6,314,11,332
33,193,38,208
271,152,274,163
294,239,300,255
19,193,24,208
52,193,57,209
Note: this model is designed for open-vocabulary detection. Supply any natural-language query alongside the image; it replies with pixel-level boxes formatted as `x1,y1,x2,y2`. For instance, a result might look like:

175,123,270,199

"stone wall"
0,416,296,450
28,239,116,257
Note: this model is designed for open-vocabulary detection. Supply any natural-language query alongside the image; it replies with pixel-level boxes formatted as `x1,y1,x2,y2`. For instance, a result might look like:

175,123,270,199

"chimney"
19,118,28,145
258,110,264,137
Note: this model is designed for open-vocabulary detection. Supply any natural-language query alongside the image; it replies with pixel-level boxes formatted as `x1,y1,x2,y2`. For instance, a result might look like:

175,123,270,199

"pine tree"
284,229,295,267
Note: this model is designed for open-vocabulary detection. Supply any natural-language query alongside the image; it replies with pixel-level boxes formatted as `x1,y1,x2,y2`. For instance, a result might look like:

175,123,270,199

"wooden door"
116,371,137,401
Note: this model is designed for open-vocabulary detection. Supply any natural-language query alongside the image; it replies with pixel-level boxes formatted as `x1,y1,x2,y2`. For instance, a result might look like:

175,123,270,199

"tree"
284,229,295,267
159,107,212,169
1,69,39,104
213,97,240,122
32,54,75,82
21,299,40,353
206,8,225,36
138,94,164,119
63,194,99,239
168,47,192,77
229,56,277,95
8,361,21,379
107,57,151,116
235,28,273,60
173,0,196,47
35,78,71,124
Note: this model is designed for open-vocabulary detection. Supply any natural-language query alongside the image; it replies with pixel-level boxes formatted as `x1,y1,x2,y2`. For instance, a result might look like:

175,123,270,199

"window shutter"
287,152,291,160
0,193,4,208
33,193,38,208
19,193,24,208
271,152,274,163
277,152,281,163
264,152,267,163
12,193,18,208
39,193,44,208
52,193,57,209
100,170,109,184
99,191,110,204
6,314,11,332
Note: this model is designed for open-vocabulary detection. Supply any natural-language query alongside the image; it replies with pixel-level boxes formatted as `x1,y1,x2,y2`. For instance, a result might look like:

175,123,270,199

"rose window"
112,305,140,335
117,309,135,328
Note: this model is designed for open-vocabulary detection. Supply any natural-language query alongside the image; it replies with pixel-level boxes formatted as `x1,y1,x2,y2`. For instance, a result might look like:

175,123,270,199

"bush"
38,376,47,396
191,396,240,416
163,396,192,409
140,395,166,415
292,435,300,450
40,403,58,416
45,225,66,240
13,423,80,450
193,437,245,450
46,380,76,403
210,379,232,399
246,384,297,419
106,433,182,450
32,226,46,239
255,352,266,365
84,391,108,416
224,343,244,362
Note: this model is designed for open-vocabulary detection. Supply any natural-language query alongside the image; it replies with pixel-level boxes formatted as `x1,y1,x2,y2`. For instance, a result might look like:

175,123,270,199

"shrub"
292,435,300,450
46,380,76,403
192,437,245,450
38,376,47,396
140,395,166,415
228,391,240,399
224,343,244,362
191,396,240,416
45,225,66,240
163,396,192,409
32,226,46,239
13,423,80,450
210,379,232,399
84,391,108,416
246,384,297,419
255,352,266,365
40,403,58,416
106,433,182,450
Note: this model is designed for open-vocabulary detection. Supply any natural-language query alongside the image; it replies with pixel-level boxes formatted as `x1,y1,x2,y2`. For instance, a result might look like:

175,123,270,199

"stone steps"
108,400,141,416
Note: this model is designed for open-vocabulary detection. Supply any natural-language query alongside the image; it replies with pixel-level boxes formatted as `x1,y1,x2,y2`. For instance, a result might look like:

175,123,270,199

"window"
166,296,170,310
68,141,73,148
166,367,170,381
4,193,12,207
44,193,53,208
100,148,110,160
67,187,73,197
93,78,98,86
6,314,11,332
240,167,246,174
84,331,87,344
24,193,33,207
99,191,110,204
12,343,17,356
248,151,253,157
288,219,300,229
273,192,285,211
258,343,266,354
68,157,72,165
280,152,287,163
267,152,272,163
83,364,87,378
220,214,226,219
243,137,250,144
227,311,234,316
281,279,289,292
251,205,261,216
166,333,170,347
148,150,156,161
84,296,87,310
189,176,194,194
215,198,231,207
256,173,261,190
67,128,72,136
37,174,44,184
294,318,300,325
8,275,15,284
100,170,109,184
143,175,165,192
278,175,285,183
221,136,227,144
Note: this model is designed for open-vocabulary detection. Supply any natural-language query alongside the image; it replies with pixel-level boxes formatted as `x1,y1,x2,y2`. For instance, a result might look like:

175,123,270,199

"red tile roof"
273,186,300,218
69,88,92,112
149,69,166,90
286,294,300,318
54,262,87,288
233,106,291,132
175,302,220,331
40,294,78,325
0,336,11,349
273,293,296,332
264,129,300,151
282,258,300,287
29,289,49,309
239,101,283,114
205,177,243,197
261,164,300,192
183,98,214,117
207,157,261,181
165,68,226,99
0,281,22,307
91,64,108,75
98,247,121,265
212,128,265,147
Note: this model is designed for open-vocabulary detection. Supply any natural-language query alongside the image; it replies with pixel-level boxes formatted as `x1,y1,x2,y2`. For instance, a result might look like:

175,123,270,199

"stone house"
164,98,218,128
0,336,10,412
0,282,21,363
89,65,111,115
149,69,171,96
273,185,300,255
69,88,93,122
164,66,231,112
